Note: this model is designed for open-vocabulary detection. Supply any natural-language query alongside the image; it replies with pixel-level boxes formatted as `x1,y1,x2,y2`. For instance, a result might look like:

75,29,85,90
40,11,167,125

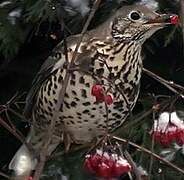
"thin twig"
112,135,184,175
0,172,10,179
0,116,25,144
143,68,184,97
124,150,142,180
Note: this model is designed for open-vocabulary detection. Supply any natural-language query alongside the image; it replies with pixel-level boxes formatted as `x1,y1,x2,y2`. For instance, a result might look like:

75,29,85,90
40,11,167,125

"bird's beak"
145,14,179,26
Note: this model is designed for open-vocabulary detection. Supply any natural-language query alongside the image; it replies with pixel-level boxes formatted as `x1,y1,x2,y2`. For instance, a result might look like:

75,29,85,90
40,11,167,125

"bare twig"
143,68,184,97
0,116,25,144
124,150,142,180
0,172,10,179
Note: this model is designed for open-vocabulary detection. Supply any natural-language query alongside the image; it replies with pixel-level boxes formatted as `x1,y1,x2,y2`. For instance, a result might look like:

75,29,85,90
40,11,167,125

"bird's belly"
34,69,139,143
59,97,129,143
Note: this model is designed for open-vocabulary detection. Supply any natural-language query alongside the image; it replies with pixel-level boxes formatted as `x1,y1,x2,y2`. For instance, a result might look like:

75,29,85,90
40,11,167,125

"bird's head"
111,5,178,43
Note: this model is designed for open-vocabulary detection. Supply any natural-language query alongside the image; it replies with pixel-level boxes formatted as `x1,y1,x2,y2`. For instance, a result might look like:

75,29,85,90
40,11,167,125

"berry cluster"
84,149,131,178
91,84,113,105
151,112,184,146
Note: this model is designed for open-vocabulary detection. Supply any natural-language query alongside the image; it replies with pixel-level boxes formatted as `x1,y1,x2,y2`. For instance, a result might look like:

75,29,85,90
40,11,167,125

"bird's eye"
129,11,142,21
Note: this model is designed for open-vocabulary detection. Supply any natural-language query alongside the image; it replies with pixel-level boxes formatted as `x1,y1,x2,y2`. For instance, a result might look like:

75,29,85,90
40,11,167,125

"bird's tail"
8,127,60,179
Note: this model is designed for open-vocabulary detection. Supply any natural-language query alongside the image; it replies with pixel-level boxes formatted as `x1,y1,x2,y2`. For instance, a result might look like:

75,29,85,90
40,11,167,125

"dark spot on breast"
48,101,53,107
39,98,43,106
103,114,107,118
83,109,90,114
77,120,82,123
99,62,104,67
44,97,48,103
64,101,70,108
60,104,63,112
84,119,88,122
49,112,53,117
96,68,104,76
38,114,46,120
83,102,91,106
72,90,77,96
48,106,52,112
66,122,70,125
81,89,87,98
85,83,90,88
92,107,96,110
112,120,121,127
88,128,92,131
79,76,85,84
114,101,123,108
53,90,56,95
99,106,103,109
70,79,75,86
74,97,80,101
43,110,49,115
112,113,118,116
90,115,95,118
68,116,73,119
54,83,58,89
70,120,75,124
114,66,118,71
54,99,57,104
108,72,115,80
109,56,114,61
94,121,98,124
108,67,113,72
71,101,77,107
115,114,122,119
58,75,63,83
77,112,81,116
65,93,69,98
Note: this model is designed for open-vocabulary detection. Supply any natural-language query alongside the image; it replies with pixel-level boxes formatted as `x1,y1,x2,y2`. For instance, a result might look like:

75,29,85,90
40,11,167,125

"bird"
9,4,176,178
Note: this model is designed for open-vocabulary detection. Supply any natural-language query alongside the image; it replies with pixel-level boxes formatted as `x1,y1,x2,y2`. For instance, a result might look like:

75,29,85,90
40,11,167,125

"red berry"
28,176,33,180
84,151,131,178
170,15,179,25
176,129,184,146
159,133,171,146
96,162,111,178
90,154,101,169
95,95,105,103
113,162,131,177
91,85,104,97
84,156,95,173
104,94,114,105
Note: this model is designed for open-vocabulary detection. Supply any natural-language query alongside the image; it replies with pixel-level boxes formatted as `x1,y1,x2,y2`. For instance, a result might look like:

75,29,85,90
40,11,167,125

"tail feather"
9,127,60,178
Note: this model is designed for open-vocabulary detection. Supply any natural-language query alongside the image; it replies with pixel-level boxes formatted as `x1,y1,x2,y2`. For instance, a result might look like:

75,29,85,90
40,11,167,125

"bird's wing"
23,33,97,119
